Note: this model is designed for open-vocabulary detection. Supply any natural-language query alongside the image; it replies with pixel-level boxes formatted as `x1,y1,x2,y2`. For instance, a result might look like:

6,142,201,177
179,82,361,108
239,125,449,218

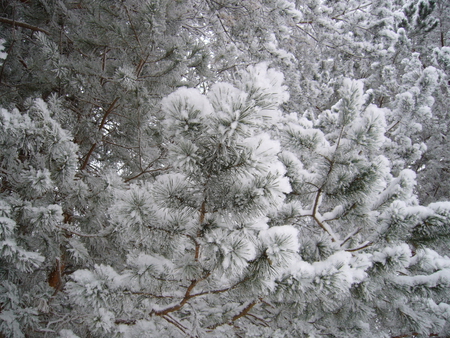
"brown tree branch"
246,313,269,327
80,143,97,171
345,241,373,252
340,228,361,247
206,299,261,330
130,291,178,299
98,97,119,131
190,276,250,298
0,17,50,35
162,315,187,334
151,279,200,316
123,166,171,183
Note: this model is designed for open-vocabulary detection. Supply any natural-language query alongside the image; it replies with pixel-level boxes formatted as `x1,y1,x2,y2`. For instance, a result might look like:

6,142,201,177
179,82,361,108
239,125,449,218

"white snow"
394,269,450,288
0,39,7,61
59,329,80,338
259,225,299,264
127,252,174,275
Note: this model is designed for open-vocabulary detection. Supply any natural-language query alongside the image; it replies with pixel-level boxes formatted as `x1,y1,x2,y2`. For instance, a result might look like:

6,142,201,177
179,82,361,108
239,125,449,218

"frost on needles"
2,63,449,337
1,0,450,337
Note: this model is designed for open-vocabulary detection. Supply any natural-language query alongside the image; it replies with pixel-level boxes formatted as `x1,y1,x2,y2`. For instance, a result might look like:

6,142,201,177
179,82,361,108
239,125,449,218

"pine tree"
1,0,450,337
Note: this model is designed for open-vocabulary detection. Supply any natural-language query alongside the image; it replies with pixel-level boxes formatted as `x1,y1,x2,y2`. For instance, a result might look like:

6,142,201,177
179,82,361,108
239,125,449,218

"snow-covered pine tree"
56,66,450,338
1,0,450,337
61,63,298,337
0,99,79,337
274,76,450,337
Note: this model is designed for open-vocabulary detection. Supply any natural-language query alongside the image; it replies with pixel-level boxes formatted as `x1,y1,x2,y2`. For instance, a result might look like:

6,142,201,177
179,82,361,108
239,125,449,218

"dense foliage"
1,0,450,337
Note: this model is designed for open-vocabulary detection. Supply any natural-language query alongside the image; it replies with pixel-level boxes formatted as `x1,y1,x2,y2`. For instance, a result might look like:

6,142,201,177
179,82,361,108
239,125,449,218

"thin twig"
130,291,178,299
340,228,361,247
55,224,113,238
247,313,269,327
162,315,187,335
345,241,373,252
190,276,250,298
124,5,143,51
123,166,171,183
207,299,261,330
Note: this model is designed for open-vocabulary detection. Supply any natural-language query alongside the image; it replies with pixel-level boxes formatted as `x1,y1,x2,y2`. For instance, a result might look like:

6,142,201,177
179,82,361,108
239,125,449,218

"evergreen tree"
1,0,450,337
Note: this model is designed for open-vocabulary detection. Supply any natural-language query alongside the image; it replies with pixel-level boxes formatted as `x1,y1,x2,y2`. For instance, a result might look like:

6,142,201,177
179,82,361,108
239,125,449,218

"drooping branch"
312,214,337,242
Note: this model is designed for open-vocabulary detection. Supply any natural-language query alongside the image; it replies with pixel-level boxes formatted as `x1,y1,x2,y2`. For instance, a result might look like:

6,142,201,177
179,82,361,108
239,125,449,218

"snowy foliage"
1,0,450,337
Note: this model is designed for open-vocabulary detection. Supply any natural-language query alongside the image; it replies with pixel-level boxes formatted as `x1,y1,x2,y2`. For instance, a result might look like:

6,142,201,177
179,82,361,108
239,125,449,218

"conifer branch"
123,165,171,183
331,2,373,20
312,214,338,242
55,224,113,238
231,299,259,322
309,124,347,240
135,55,149,78
151,272,212,317
386,120,400,134
80,143,97,171
246,313,269,327
0,17,50,35
123,149,168,182
211,9,244,53
115,318,136,325
123,5,143,52
161,315,187,334
98,97,119,131
331,202,357,221
310,190,338,241
340,228,361,247
206,299,261,330
196,198,208,261
261,300,276,309
151,279,200,316
130,291,178,299
190,276,250,297
312,189,322,216
345,241,373,252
